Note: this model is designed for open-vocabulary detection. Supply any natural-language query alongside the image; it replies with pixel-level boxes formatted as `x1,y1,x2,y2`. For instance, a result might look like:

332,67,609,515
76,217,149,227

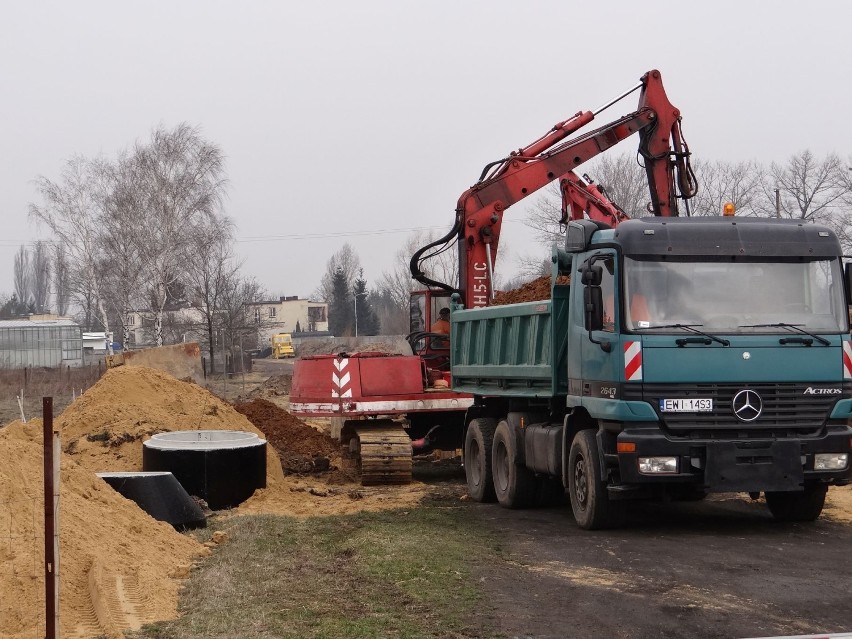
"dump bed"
450,300,560,397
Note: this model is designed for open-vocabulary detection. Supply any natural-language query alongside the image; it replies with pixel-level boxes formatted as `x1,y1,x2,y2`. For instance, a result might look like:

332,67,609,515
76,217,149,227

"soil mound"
492,275,570,305
56,366,284,483
233,398,339,473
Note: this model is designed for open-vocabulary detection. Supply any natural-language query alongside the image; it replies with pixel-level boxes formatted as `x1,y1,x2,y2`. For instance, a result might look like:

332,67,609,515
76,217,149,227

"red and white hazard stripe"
624,341,642,382
332,357,352,398
843,341,852,380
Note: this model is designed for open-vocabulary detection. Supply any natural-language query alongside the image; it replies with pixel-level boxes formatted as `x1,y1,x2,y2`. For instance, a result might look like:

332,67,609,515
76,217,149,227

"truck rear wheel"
464,418,497,502
568,430,623,530
765,485,827,522
492,420,537,509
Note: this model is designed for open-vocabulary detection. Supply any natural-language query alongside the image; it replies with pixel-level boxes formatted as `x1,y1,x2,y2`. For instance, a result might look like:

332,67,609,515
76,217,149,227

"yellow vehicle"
271,333,295,359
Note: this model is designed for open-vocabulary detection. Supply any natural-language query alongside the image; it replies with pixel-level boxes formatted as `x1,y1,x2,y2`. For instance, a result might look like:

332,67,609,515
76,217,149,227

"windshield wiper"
642,323,730,347
738,323,830,346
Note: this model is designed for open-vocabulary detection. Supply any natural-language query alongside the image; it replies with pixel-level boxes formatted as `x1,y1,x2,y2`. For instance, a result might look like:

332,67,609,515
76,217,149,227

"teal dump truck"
452,217,852,529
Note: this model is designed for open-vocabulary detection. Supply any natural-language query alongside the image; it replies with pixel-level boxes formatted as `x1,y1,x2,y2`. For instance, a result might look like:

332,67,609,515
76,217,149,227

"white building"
246,296,329,342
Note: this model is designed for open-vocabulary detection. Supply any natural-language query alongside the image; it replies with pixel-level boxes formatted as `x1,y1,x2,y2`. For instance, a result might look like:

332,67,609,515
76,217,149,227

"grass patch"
130,505,499,639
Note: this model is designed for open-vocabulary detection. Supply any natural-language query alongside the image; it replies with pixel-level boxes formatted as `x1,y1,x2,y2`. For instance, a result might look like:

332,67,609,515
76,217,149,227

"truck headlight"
814,453,848,471
638,456,678,474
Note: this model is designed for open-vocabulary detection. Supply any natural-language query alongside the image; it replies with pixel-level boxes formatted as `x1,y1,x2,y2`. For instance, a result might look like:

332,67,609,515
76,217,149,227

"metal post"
775,188,781,218
43,397,59,639
354,293,358,337
240,333,246,394
221,329,227,397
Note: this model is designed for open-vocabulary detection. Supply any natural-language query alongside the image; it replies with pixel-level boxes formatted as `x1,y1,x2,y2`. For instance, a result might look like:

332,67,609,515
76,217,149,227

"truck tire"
492,420,537,509
568,430,623,530
464,418,497,502
765,485,827,522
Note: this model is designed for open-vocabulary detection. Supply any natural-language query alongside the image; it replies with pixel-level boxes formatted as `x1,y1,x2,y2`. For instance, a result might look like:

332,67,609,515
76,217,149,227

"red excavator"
289,69,696,484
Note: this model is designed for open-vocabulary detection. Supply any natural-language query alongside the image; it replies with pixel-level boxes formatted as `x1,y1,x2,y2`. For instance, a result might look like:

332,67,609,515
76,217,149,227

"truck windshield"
623,257,848,334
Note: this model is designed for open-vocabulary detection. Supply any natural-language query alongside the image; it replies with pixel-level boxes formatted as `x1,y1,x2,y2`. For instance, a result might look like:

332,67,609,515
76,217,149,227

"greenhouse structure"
0,318,84,368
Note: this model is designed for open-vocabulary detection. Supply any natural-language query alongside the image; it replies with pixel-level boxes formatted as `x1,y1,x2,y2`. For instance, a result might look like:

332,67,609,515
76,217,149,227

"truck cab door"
570,251,621,399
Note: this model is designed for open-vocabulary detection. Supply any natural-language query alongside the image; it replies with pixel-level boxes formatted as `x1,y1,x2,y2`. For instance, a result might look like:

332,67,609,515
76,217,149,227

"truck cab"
453,217,852,528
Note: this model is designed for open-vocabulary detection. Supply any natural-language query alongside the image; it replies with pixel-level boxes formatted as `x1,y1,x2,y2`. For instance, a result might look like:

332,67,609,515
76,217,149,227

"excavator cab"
407,289,453,370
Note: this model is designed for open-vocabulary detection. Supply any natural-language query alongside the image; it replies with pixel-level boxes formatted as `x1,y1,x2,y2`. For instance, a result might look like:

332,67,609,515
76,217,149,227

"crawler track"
344,421,413,485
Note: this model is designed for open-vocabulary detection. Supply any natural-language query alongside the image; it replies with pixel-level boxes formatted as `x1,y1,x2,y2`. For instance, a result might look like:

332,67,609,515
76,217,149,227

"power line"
234,219,528,243
235,225,448,243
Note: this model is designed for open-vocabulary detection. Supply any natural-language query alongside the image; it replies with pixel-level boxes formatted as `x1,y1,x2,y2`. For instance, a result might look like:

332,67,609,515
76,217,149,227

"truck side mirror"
584,286,604,332
845,263,852,308
581,259,611,352
581,264,603,286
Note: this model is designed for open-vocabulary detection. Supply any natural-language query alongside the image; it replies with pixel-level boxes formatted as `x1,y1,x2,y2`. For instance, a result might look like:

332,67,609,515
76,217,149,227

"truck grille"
622,382,851,436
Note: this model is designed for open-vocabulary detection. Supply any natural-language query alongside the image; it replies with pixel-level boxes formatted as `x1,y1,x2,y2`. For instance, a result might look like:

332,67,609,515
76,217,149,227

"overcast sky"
2,1,850,302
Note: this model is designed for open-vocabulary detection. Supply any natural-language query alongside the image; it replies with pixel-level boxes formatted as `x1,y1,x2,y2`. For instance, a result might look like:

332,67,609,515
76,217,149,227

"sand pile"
0,419,205,639
56,366,284,484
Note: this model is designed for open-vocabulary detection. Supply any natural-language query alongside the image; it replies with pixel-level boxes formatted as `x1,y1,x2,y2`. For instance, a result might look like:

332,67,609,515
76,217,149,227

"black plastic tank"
97,471,207,530
142,430,267,510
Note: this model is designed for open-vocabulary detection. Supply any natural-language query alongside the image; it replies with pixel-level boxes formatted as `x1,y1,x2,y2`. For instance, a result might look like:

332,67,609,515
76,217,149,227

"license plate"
659,398,713,412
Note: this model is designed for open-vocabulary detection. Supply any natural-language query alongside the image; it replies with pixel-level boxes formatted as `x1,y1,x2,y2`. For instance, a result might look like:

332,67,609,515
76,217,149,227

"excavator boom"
412,69,696,309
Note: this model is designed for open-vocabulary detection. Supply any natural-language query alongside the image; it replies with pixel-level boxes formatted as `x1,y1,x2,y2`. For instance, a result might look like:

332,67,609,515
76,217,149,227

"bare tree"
767,151,846,223
828,155,852,253
29,156,113,336
13,246,31,310
98,150,148,348
30,241,52,313
184,214,240,371
130,123,228,346
217,274,265,372
376,230,459,332
52,244,71,315
689,159,764,217
524,153,648,248
588,153,650,217
315,243,362,304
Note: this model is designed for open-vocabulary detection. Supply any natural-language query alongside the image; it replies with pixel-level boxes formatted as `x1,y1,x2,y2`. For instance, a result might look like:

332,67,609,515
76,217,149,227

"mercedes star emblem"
732,389,762,422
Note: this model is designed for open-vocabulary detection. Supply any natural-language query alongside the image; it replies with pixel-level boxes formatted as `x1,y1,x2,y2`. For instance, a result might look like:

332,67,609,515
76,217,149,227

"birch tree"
29,156,113,335
13,246,30,309
184,214,239,371
130,123,227,346
31,241,52,313
52,244,71,315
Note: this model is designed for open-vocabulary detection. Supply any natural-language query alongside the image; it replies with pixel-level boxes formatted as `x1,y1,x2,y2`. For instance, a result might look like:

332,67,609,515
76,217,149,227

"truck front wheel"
492,420,537,509
464,418,497,502
765,485,827,522
568,430,623,530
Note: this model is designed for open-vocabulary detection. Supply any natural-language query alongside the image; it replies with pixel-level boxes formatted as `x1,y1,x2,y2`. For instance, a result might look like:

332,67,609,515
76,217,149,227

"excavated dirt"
492,275,570,305
233,398,341,475
0,365,430,639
